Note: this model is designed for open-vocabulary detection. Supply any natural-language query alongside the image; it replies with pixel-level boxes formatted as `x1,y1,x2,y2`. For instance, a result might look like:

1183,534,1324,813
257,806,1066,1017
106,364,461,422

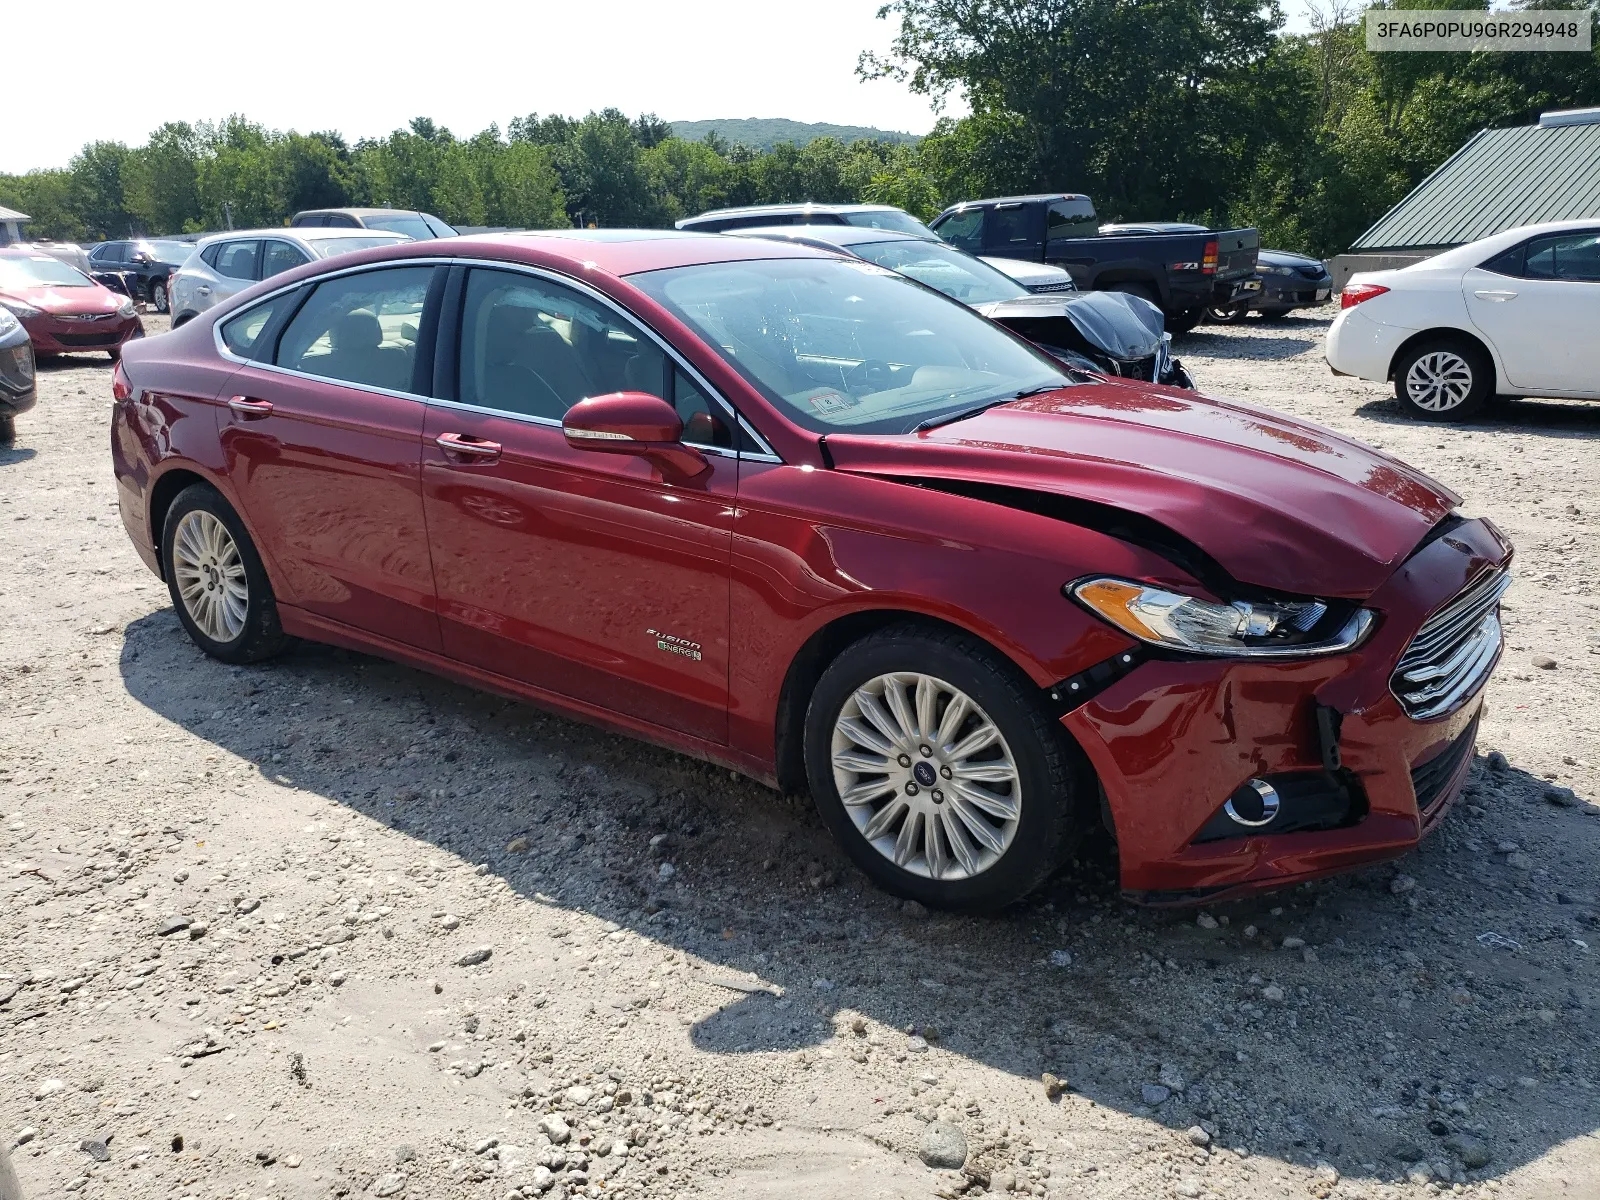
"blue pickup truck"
930,194,1260,333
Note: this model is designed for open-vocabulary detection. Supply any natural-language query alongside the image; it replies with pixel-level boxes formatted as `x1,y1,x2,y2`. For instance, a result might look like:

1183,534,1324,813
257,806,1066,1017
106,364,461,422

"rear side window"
936,209,984,251
220,291,297,359
201,244,222,268
275,266,433,393
1047,200,1098,240
1523,231,1600,282
214,241,260,280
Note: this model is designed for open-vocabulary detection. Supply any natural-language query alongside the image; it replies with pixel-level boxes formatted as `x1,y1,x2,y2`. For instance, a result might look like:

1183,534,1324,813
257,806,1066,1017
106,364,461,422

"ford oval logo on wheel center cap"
913,761,938,787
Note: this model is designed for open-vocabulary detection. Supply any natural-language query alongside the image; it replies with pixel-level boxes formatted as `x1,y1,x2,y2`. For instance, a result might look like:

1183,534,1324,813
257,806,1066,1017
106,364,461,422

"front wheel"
161,483,289,663
803,624,1090,911
151,279,168,313
1392,338,1492,422
1204,306,1247,324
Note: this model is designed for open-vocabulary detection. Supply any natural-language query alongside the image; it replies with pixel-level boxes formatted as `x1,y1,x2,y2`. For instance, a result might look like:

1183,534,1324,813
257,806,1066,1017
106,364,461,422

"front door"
420,266,737,742
218,263,443,650
1464,228,1600,394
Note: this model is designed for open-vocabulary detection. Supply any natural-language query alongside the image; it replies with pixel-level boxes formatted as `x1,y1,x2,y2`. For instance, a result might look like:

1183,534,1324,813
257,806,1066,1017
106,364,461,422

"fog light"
1223,779,1281,827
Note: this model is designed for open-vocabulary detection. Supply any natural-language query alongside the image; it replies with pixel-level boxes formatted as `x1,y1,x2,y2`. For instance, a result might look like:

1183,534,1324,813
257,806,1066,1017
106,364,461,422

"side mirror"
562,392,708,478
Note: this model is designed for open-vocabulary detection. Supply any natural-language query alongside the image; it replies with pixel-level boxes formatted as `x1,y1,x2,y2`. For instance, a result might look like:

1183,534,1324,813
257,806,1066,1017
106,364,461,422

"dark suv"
85,239,196,313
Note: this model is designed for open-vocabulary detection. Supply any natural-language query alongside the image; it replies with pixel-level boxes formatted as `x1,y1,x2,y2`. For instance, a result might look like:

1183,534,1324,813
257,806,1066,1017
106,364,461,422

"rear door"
419,265,738,741
217,264,444,649
261,238,312,282
1464,229,1600,394
210,239,261,306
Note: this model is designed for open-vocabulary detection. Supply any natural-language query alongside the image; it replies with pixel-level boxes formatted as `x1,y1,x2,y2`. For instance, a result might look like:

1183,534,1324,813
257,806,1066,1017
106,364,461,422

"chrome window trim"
211,255,783,463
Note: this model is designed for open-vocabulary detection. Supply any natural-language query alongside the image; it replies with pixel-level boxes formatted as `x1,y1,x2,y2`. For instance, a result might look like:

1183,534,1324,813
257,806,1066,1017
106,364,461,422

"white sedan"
1326,219,1600,421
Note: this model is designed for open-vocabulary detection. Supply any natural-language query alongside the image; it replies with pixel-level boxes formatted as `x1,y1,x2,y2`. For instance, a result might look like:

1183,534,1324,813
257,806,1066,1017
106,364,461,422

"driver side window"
458,268,734,447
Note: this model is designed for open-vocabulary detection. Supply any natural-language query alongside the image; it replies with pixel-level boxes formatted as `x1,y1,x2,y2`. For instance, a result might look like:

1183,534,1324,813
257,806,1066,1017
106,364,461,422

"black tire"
1204,306,1248,324
1256,307,1292,321
151,279,169,313
160,483,289,664
803,622,1092,912
0,414,13,444
1165,307,1203,334
172,312,194,328
1392,337,1493,422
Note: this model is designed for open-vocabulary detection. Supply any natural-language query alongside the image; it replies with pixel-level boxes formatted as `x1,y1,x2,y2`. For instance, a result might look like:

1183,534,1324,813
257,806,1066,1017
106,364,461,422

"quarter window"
275,266,433,393
214,241,260,281
219,292,297,359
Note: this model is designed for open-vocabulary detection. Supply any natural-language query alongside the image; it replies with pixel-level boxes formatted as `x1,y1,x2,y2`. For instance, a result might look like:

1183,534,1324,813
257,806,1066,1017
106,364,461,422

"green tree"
123,122,202,233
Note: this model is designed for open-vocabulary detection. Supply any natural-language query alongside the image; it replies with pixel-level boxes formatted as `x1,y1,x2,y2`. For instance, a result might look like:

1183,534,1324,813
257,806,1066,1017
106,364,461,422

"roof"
676,202,903,228
938,194,1089,215
0,205,30,222
1352,114,1600,252
726,224,928,248
195,227,413,248
293,207,430,218
471,228,835,275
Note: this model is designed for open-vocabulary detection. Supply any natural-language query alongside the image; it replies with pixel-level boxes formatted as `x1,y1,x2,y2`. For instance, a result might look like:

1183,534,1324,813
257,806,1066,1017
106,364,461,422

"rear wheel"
1393,338,1492,422
0,415,13,444
1165,307,1203,334
1204,306,1247,324
1107,281,1159,307
161,484,288,664
803,623,1090,911
151,279,168,313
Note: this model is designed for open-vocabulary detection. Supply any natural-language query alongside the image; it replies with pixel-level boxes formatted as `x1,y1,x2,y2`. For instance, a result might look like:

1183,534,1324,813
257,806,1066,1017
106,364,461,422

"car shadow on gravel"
0,444,37,465
117,610,1600,1186
1177,327,1320,361
1354,395,1600,439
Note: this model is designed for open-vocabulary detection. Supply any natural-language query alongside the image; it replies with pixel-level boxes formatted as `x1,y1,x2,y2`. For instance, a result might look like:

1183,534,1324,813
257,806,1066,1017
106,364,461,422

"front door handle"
227,395,273,419
436,432,502,463
1474,289,1518,302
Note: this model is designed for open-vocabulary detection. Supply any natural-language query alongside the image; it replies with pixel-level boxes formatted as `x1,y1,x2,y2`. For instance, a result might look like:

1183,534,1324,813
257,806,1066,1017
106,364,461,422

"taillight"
112,360,132,401
1340,283,1390,309
1201,239,1219,275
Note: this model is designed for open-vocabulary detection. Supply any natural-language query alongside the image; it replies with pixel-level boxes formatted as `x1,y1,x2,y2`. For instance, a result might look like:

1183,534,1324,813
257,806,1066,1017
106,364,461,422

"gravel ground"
1,306,1597,1200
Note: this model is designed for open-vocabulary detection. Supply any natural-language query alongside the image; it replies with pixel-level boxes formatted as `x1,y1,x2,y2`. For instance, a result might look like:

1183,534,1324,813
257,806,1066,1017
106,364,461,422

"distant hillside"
667,118,920,151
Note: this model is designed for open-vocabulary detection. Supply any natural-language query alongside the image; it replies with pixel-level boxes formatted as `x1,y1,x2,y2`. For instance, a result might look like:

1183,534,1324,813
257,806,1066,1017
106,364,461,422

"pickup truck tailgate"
1213,228,1258,281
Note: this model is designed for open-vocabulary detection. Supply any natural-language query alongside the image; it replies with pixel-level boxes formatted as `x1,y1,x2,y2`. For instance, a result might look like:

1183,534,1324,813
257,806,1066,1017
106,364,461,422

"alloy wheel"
153,281,168,313
1404,350,1474,412
172,510,248,642
830,672,1022,880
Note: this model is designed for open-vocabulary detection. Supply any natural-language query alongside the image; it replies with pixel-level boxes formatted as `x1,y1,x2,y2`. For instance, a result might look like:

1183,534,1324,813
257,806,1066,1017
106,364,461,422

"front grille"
1391,567,1510,720
1026,281,1076,294
53,332,121,347
1112,354,1158,381
1410,715,1479,817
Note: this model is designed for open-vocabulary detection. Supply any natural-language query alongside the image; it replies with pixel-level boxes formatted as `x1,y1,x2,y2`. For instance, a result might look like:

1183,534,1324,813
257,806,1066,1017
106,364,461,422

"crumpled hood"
0,284,122,316
977,291,1165,360
824,383,1459,598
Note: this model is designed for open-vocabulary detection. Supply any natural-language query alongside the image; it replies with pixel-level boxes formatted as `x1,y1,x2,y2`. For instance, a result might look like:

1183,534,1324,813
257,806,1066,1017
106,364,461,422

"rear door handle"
436,432,502,463
1474,289,1518,301
227,396,273,419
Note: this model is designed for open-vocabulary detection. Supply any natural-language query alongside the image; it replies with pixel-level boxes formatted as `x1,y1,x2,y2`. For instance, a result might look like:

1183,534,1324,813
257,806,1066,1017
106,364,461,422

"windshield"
422,213,458,238
0,254,93,288
147,240,195,265
848,239,1027,306
361,214,438,240
306,235,410,259
841,209,936,237
628,257,1068,434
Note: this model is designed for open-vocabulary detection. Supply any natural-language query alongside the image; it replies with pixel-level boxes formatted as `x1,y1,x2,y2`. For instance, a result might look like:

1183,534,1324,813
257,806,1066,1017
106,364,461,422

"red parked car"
0,247,143,359
110,231,1511,910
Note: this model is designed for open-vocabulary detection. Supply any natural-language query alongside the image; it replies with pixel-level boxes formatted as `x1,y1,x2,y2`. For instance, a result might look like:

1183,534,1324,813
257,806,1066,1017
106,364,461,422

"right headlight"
1071,577,1375,659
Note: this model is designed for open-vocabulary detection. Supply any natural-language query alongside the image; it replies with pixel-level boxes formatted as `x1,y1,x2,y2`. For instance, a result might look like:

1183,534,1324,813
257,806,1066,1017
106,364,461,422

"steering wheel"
844,358,896,393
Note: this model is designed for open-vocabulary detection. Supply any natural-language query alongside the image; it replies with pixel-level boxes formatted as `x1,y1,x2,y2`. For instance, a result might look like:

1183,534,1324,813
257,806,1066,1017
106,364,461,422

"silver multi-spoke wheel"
830,672,1022,881
172,510,248,643
1404,350,1474,412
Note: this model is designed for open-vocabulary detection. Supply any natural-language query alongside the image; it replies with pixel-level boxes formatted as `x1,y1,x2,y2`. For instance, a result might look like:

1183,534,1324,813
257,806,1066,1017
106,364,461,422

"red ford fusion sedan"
0,247,143,358
110,231,1511,910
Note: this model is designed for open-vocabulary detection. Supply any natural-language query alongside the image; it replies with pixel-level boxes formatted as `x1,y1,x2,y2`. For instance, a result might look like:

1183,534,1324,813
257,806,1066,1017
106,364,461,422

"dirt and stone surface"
1,307,1597,1200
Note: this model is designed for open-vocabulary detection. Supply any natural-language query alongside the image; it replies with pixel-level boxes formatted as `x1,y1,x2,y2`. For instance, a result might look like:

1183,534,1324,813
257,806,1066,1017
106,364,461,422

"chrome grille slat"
1400,570,1511,665
1391,566,1509,721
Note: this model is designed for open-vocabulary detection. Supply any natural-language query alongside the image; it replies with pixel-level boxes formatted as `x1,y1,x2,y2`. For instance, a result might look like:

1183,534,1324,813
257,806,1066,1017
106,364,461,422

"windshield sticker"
806,390,857,415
